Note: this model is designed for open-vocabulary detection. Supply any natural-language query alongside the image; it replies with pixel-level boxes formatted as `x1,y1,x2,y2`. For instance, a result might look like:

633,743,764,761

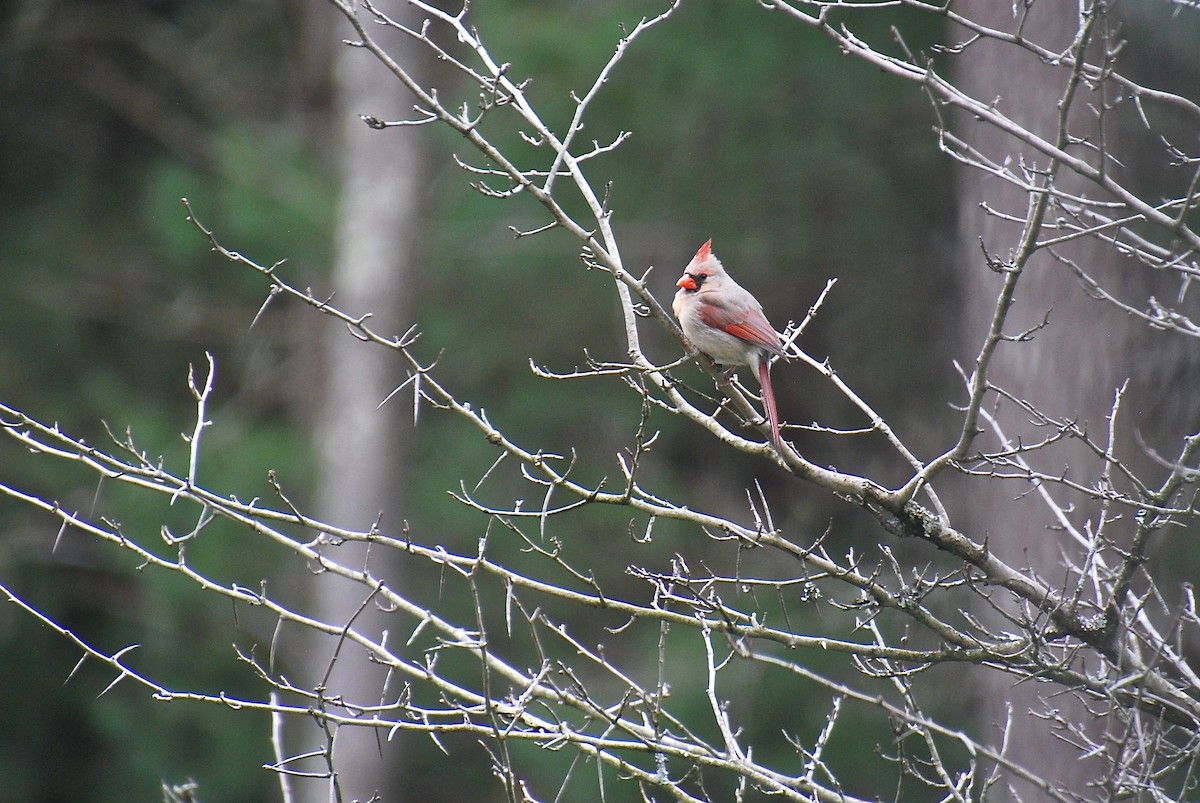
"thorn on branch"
250,285,281,330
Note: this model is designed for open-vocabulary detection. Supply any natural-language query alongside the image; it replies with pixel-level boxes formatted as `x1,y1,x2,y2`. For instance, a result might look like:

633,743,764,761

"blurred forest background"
1,1,1198,801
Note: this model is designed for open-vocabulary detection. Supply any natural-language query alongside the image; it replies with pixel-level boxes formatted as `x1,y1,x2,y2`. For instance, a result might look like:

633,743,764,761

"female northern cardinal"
673,239,785,450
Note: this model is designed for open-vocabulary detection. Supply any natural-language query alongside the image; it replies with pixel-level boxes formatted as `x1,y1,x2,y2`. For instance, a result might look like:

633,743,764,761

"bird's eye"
693,273,707,287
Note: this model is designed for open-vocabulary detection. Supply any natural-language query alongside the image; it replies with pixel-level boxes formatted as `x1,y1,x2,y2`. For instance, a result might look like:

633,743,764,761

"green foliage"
0,5,327,799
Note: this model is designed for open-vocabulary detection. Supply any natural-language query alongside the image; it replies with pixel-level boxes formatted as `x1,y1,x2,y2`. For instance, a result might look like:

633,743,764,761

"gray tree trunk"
953,2,1197,796
298,7,428,801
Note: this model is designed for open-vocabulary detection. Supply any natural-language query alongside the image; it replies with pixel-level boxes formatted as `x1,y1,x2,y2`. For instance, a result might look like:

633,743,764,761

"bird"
673,239,785,451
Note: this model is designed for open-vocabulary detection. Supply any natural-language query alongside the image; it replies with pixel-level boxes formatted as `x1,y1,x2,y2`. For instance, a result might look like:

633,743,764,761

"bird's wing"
697,296,784,356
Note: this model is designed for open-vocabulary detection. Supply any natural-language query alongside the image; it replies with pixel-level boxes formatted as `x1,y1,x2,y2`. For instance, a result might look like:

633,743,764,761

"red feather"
697,301,784,356
757,358,782,450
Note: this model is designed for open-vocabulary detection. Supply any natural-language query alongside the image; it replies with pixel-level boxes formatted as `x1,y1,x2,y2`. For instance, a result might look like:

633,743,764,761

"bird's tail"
757,358,783,452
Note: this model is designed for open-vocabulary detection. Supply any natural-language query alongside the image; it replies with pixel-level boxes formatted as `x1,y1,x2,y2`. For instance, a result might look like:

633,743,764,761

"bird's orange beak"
677,274,698,291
